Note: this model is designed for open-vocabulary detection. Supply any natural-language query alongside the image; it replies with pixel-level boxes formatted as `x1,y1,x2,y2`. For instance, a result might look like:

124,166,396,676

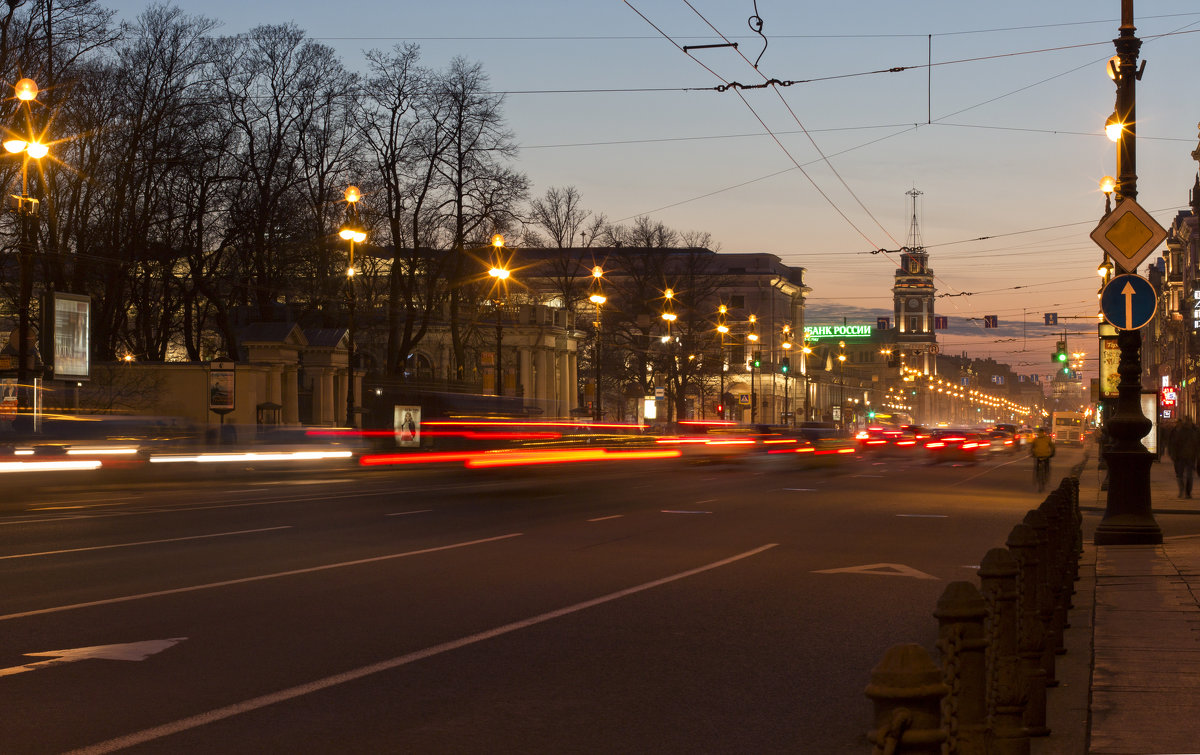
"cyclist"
1029,427,1055,492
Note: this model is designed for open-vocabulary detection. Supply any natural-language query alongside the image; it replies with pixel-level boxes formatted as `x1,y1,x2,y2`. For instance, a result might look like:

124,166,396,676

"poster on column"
394,405,421,447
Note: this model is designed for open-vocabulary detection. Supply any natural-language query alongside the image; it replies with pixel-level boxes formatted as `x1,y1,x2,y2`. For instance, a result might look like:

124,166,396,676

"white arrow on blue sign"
1100,273,1157,331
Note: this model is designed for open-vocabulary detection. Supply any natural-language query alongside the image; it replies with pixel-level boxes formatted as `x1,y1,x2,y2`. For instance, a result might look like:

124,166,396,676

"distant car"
658,422,812,465
796,421,842,442
924,429,984,464
985,429,1018,454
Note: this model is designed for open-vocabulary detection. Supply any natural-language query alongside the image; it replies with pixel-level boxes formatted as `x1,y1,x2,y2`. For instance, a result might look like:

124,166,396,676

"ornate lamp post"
1094,0,1162,545
4,77,48,429
338,186,366,427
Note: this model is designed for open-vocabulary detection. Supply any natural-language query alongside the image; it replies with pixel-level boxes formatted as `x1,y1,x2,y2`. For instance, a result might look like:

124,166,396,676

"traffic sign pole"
1094,1,1161,547
1099,273,1156,331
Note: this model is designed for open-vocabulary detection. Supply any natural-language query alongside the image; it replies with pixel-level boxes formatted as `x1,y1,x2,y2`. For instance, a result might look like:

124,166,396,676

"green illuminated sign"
803,324,873,340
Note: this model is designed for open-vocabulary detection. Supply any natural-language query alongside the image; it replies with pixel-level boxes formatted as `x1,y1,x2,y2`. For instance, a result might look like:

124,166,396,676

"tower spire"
906,187,924,250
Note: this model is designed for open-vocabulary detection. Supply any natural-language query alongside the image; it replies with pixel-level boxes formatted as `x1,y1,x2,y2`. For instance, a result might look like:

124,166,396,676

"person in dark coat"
1167,417,1200,498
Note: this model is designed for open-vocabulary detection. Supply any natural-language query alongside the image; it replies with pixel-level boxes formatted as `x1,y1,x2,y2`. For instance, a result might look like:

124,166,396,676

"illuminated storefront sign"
803,324,873,339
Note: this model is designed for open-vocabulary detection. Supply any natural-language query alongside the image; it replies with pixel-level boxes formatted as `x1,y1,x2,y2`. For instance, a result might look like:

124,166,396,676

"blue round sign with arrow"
1100,273,1157,331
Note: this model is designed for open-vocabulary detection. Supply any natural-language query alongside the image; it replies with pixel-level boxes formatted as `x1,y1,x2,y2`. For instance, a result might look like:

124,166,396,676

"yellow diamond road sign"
1090,197,1168,273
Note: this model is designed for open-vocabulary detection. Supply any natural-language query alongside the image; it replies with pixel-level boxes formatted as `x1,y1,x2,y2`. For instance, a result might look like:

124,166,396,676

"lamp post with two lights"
1094,0,1162,545
338,186,366,427
589,265,605,421
4,78,48,428
486,234,512,397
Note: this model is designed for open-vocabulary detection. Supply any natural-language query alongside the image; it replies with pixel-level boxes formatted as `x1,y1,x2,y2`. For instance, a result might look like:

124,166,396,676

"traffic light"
717,403,725,418
781,357,790,374
1052,341,1067,366
751,351,761,368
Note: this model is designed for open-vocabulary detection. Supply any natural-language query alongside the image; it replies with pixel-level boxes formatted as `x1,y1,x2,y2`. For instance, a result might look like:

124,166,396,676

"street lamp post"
716,304,729,419
801,338,812,422
748,314,758,423
589,266,606,421
1095,0,1162,545
837,340,847,429
661,289,677,424
338,186,366,428
4,78,48,430
488,234,510,397
782,338,792,425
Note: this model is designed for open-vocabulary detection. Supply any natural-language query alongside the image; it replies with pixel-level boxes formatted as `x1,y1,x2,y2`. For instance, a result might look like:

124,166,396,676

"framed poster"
208,362,235,412
51,292,90,381
394,405,421,447
1099,337,1120,398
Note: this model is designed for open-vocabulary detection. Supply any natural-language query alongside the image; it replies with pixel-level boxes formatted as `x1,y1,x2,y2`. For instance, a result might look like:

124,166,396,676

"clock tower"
892,188,937,375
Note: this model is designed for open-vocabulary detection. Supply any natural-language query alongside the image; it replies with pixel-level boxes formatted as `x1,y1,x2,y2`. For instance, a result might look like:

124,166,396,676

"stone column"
537,348,553,416
282,366,300,425
562,350,577,416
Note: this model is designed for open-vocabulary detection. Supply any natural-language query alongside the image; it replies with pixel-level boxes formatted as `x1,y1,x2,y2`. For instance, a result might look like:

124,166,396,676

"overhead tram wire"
305,13,1200,43
622,0,891,254
680,0,903,250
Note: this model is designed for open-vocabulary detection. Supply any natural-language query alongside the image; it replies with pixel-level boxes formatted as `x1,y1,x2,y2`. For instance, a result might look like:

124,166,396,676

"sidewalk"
1046,453,1200,755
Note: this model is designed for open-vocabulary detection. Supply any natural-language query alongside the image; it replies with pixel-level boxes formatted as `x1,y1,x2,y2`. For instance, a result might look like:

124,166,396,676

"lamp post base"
1094,449,1162,545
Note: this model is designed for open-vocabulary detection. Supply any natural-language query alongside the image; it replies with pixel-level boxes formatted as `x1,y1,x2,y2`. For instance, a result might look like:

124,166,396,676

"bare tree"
356,43,451,375
431,56,528,380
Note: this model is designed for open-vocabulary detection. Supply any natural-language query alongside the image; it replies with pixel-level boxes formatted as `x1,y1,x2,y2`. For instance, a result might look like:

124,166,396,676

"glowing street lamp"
338,186,366,426
486,234,512,396
5,77,49,429
589,273,606,420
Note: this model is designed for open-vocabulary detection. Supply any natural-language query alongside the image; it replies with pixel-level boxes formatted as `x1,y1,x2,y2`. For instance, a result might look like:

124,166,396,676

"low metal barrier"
865,471,1083,755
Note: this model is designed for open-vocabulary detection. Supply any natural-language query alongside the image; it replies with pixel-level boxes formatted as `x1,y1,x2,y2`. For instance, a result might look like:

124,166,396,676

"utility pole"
1094,0,1162,545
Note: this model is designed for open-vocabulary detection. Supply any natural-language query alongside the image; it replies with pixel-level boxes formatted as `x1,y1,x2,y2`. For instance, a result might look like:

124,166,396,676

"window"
908,316,921,333
729,295,745,309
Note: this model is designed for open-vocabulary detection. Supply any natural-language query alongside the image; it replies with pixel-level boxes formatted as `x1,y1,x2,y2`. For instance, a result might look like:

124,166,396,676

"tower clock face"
906,297,921,311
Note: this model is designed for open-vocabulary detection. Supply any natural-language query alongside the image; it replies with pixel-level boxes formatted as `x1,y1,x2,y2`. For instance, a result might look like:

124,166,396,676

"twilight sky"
102,1,1200,381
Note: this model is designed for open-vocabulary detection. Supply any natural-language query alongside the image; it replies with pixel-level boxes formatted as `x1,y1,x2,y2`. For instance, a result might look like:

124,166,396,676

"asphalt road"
1,447,1090,753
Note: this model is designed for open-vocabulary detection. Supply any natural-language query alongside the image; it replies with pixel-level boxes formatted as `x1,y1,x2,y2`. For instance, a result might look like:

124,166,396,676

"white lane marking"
783,488,816,492
65,544,778,755
0,488,408,526
948,455,1025,487
0,638,187,678
386,510,433,517
0,533,523,623
22,496,135,507
851,474,885,478
587,515,623,522
662,510,712,515
896,514,948,519
0,527,293,561
813,563,939,580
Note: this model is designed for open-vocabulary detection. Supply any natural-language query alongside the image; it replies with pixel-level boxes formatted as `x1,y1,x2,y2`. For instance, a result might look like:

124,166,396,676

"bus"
1051,411,1085,446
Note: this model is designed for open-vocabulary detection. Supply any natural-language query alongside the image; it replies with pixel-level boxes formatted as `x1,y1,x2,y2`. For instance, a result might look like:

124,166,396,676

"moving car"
855,425,919,455
924,429,984,464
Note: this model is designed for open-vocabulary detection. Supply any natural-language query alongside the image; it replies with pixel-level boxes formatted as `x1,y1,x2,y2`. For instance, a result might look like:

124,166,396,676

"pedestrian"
1167,417,1200,498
